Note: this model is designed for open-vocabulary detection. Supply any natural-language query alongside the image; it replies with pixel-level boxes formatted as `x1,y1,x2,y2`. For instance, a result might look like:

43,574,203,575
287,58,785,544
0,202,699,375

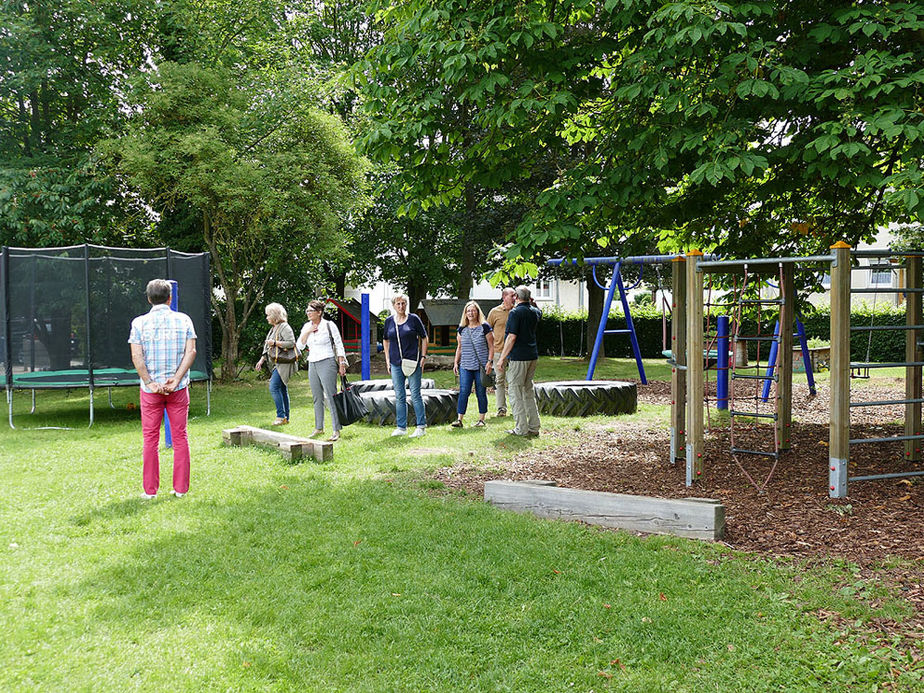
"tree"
105,62,369,379
0,0,157,246
355,0,924,273
349,172,462,310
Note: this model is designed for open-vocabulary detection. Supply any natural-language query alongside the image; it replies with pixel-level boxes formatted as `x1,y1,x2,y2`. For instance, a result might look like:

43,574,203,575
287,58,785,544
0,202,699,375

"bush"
534,304,910,363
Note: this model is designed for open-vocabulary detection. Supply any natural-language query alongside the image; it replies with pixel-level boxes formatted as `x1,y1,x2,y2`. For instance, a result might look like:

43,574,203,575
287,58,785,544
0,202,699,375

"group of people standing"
254,285,543,441
128,279,541,499
453,285,542,437
255,300,348,442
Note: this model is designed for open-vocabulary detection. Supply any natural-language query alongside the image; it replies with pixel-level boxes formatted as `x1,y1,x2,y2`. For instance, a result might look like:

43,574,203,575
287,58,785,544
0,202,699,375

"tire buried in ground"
348,378,436,395
360,388,459,426
533,380,637,417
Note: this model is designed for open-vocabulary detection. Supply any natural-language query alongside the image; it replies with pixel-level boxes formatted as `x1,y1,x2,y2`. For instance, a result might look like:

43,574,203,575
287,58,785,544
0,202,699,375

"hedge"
535,305,911,364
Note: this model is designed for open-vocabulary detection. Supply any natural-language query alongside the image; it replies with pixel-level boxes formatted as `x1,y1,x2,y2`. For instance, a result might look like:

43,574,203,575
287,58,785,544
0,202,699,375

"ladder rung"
734,335,778,342
729,410,777,420
851,398,924,408
850,471,924,482
738,299,784,305
851,287,924,294
603,329,632,335
852,264,902,270
732,373,778,381
730,448,779,459
851,324,924,332
851,362,924,369
849,434,924,445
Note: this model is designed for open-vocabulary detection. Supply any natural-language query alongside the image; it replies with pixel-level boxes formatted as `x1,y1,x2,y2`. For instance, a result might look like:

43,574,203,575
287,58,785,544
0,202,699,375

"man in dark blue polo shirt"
496,285,541,436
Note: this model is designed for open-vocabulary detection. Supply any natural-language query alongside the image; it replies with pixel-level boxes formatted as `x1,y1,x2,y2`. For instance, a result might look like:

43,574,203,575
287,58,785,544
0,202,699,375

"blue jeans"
390,364,426,429
457,368,488,415
269,368,290,419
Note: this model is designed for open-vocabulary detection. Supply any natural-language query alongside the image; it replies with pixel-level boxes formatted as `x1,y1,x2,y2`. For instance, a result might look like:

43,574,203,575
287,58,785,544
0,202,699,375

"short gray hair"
265,302,287,323
146,279,172,305
391,294,409,306
515,285,531,302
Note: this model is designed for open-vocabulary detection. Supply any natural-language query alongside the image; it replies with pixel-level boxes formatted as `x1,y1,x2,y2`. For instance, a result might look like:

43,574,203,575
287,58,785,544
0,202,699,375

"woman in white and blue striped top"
451,301,494,428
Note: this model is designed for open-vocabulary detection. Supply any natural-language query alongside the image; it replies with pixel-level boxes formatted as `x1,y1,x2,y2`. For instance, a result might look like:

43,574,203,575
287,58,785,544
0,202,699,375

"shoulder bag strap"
271,324,281,361
463,326,485,370
326,321,336,355
394,319,405,361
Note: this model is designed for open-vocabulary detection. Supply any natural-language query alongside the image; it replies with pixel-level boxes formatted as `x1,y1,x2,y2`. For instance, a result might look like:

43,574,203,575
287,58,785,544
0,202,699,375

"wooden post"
685,250,704,485
829,242,851,498
905,256,922,461
777,264,794,450
670,256,687,462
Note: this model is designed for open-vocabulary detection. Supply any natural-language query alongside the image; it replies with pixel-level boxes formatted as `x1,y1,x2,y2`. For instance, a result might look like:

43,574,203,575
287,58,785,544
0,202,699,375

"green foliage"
0,0,158,245
356,0,924,272
105,61,370,376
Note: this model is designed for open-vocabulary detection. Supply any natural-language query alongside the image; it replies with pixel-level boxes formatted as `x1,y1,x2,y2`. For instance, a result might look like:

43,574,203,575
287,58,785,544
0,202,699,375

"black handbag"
333,375,368,427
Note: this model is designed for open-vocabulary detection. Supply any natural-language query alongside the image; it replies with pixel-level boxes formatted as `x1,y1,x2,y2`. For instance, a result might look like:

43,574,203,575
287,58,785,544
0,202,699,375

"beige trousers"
506,359,540,435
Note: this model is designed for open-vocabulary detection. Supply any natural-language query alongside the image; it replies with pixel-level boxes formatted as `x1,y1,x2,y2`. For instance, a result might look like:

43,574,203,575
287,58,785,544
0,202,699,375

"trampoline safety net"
1,245,212,389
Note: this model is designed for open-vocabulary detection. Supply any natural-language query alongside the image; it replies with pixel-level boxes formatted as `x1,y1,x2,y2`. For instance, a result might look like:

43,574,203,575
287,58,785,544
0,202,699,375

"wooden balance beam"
485,480,725,541
222,425,333,462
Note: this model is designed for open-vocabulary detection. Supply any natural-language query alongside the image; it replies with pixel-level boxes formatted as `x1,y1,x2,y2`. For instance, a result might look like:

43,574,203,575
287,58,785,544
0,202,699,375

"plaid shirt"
128,304,197,393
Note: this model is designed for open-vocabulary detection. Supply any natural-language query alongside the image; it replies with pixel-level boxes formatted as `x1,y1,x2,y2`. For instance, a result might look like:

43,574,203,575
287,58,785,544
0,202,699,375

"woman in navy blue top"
451,301,494,428
382,294,430,437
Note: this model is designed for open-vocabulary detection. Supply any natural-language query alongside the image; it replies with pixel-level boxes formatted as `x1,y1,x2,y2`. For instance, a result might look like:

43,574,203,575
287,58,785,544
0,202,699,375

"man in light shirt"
486,287,516,416
129,279,197,499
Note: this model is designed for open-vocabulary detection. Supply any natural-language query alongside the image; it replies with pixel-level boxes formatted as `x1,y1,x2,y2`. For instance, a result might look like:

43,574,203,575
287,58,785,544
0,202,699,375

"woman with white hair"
254,302,297,425
451,300,493,428
382,294,429,437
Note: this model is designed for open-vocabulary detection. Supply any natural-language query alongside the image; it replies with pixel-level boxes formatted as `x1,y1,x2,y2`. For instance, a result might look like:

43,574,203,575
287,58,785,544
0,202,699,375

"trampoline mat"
10,368,210,389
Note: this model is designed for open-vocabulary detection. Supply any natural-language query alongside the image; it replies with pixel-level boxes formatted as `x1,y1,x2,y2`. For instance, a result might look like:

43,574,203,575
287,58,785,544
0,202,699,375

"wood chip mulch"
430,378,924,652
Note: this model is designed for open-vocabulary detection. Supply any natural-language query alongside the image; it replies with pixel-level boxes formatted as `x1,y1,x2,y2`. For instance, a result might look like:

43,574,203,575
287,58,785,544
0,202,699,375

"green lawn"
0,358,919,690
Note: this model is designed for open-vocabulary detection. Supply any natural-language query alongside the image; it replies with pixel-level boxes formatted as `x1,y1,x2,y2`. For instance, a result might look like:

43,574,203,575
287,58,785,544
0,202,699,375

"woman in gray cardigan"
254,302,298,425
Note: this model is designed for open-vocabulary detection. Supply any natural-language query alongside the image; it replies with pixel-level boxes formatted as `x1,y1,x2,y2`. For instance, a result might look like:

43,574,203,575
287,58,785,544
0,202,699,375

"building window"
535,278,552,299
870,269,893,286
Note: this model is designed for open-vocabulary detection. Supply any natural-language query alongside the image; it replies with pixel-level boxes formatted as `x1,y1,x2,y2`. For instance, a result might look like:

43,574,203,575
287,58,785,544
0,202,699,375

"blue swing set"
546,254,819,401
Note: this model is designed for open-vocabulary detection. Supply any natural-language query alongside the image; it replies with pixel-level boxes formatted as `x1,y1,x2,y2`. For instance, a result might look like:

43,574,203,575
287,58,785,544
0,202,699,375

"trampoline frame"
6,369,212,429
2,244,213,430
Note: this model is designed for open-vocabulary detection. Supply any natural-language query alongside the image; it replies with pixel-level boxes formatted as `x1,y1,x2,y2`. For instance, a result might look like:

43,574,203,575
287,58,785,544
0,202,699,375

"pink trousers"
140,387,190,495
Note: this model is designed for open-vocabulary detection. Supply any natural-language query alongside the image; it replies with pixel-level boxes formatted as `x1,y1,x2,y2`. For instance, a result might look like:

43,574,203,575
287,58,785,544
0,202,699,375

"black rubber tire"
360,388,460,426
533,380,637,417
349,378,436,395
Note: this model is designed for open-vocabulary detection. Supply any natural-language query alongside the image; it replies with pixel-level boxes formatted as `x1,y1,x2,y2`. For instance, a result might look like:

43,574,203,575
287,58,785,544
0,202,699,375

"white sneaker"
391,427,407,437
172,490,186,498
409,427,426,438
141,493,156,500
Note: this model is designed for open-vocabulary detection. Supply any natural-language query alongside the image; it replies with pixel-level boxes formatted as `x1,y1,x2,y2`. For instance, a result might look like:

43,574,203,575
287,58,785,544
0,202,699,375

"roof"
418,298,498,326
325,297,377,324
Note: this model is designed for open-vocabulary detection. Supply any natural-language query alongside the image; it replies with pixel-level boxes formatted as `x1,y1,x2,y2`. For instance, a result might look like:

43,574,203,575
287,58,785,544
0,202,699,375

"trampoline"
2,245,213,428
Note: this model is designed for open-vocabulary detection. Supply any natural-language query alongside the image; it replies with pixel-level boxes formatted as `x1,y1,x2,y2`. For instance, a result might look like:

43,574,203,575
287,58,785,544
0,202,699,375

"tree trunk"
408,280,427,317
220,295,239,383
585,271,605,360
457,189,477,299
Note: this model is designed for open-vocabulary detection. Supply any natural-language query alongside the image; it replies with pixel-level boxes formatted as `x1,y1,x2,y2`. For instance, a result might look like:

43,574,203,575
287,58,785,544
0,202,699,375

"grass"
0,357,920,690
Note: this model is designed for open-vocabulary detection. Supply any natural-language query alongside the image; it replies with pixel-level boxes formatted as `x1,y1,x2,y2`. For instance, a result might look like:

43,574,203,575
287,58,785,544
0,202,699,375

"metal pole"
164,279,178,449
716,316,729,410
361,293,371,380
586,262,621,381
